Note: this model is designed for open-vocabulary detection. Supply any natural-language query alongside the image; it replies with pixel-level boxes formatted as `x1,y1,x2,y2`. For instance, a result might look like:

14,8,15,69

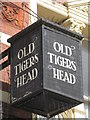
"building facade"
0,0,90,119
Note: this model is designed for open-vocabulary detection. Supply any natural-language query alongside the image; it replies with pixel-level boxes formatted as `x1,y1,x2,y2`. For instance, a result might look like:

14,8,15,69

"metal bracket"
0,47,11,71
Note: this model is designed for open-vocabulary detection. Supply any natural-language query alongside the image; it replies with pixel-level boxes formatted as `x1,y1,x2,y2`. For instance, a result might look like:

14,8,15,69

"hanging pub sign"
8,19,83,118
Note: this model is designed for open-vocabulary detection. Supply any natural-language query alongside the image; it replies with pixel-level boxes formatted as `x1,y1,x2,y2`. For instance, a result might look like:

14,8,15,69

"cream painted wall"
30,0,37,24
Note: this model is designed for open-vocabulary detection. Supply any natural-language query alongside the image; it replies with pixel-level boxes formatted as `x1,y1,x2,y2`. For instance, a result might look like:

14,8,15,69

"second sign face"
43,26,82,102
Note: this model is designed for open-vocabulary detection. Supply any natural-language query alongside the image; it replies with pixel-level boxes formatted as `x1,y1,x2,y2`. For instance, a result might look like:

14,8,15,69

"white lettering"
16,68,38,88
14,54,39,75
18,49,23,59
69,73,76,84
17,43,35,60
16,74,26,88
53,42,72,56
52,68,76,84
47,52,76,72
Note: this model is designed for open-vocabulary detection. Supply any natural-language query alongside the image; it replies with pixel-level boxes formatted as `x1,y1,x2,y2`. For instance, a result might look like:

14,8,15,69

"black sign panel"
10,26,43,101
43,26,83,102
8,19,83,118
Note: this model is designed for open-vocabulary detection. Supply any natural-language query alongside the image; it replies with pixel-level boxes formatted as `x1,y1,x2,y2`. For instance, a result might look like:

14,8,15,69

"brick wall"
2,2,29,36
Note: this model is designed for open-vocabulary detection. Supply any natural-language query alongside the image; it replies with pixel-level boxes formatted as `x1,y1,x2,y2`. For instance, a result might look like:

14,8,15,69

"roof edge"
7,18,83,44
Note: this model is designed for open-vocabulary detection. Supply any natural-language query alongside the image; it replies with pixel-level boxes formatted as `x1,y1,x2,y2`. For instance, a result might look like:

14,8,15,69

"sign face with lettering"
8,19,83,117
43,27,82,101
10,27,42,100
